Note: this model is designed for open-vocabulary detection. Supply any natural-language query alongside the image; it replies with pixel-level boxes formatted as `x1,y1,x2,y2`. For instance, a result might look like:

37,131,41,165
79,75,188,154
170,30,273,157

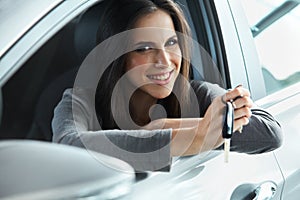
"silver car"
0,0,299,199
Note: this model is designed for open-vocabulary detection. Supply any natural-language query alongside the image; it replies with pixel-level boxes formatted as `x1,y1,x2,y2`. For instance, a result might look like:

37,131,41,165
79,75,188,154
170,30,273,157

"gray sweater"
52,81,282,171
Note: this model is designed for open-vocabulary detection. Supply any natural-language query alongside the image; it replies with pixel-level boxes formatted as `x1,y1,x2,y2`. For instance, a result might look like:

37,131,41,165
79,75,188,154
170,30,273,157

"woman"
52,0,282,172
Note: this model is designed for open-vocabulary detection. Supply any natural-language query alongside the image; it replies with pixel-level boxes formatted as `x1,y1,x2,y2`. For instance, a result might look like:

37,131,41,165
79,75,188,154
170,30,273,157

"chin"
149,88,173,99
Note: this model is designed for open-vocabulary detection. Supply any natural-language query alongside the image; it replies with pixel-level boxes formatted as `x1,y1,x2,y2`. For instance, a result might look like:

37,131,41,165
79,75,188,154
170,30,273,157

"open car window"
0,0,224,140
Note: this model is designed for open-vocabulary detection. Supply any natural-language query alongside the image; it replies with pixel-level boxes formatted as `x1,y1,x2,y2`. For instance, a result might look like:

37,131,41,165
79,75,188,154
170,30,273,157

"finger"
232,96,253,109
224,87,250,102
234,107,252,119
233,117,249,132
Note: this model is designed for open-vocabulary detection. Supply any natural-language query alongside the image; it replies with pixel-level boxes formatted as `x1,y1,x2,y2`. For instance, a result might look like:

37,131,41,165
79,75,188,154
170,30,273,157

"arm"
52,88,172,172
229,107,283,154
144,95,227,157
145,81,283,156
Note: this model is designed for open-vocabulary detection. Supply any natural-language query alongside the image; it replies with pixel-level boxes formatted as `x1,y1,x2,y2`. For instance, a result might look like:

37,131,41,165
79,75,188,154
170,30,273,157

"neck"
129,89,157,126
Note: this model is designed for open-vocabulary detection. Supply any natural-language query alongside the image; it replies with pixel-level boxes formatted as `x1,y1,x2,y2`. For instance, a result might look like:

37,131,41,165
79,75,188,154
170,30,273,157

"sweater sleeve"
191,81,283,154
52,88,172,172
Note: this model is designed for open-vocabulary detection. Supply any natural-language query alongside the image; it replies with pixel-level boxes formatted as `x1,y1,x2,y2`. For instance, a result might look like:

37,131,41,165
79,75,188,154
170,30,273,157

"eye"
166,38,178,47
135,45,153,52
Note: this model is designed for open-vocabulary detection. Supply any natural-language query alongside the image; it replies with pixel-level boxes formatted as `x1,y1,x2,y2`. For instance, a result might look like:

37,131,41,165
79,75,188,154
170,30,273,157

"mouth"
146,70,174,85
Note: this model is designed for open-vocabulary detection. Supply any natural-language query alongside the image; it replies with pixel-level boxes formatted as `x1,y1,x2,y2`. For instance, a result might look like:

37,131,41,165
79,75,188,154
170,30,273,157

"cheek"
170,46,182,69
172,52,182,73
176,56,182,71
125,54,150,86
125,53,150,72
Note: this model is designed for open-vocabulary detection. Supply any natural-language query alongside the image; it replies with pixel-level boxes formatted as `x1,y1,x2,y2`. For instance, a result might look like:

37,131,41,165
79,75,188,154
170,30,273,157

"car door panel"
259,88,300,199
131,151,283,199
236,0,300,198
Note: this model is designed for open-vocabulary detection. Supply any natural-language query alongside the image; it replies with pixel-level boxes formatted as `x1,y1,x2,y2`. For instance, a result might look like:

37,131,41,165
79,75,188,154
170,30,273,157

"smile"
146,70,174,85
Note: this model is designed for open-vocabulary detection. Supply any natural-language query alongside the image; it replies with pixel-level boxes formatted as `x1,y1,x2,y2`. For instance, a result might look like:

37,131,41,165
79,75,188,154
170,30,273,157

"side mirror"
0,140,135,199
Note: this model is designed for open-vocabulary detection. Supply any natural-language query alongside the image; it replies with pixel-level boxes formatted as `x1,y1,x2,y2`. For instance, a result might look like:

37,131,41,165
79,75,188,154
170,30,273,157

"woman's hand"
222,86,253,132
191,86,254,154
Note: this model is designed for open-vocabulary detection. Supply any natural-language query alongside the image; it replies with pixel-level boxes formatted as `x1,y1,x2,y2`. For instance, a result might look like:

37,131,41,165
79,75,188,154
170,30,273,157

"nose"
154,49,171,68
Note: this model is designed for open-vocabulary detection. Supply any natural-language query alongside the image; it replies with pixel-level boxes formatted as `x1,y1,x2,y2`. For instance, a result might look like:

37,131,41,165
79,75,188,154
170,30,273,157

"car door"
239,0,300,199
131,0,284,199
0,0,288,199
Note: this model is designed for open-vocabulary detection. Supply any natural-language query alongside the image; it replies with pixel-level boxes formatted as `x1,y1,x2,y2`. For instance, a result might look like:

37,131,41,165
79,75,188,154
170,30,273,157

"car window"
0,0,62,58
241,0,300,95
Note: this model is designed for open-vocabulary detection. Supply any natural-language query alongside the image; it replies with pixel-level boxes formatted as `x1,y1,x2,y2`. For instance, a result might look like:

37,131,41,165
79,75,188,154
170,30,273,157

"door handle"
230,181,277,200
253,181,277,200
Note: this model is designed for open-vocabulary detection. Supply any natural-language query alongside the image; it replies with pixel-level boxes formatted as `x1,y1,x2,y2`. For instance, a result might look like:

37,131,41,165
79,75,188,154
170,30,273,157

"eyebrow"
134,41,155,47
169,35,178,40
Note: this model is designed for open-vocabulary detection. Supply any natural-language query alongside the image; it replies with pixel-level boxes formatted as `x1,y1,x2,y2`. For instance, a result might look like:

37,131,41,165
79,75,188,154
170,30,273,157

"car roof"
0,0,63,58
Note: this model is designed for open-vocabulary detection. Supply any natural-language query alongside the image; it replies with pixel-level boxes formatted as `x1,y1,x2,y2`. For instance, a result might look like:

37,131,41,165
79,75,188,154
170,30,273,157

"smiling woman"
52,0,282,172
125,10,182,117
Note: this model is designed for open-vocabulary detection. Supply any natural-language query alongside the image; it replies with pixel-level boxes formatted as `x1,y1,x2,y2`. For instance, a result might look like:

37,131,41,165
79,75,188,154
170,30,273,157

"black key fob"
222,102,234,139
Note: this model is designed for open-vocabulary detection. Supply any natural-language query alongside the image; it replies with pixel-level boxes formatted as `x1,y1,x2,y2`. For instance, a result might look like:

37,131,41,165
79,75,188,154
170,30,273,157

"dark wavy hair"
95,0,192,129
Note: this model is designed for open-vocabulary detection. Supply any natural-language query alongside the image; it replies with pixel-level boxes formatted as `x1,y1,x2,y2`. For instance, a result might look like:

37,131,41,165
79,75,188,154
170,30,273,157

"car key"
222,102,234,163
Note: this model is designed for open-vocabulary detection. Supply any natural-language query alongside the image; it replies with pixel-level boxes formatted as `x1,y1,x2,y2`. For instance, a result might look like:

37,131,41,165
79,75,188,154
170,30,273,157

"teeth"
148,72,170,81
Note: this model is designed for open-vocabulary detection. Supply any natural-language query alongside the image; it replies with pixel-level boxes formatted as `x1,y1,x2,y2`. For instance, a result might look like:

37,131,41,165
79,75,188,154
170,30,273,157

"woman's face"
125,9,182,99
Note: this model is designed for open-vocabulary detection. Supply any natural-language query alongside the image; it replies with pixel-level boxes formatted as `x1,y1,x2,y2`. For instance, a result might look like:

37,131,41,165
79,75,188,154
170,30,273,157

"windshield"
0,0,63,58
241,0,300,94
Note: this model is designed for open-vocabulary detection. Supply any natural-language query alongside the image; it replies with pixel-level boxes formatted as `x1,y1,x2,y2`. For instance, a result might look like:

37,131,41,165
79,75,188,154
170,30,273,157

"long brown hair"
95,0,192,129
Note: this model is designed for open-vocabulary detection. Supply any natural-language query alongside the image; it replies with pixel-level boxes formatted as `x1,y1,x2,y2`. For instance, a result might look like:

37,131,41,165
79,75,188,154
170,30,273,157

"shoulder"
55,87,97,118
62,87,95,99
59,87,96,108
53,87,100,131
190,80,226,99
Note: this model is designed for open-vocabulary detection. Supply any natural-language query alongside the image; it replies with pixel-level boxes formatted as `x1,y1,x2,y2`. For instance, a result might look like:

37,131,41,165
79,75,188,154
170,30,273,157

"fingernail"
235,84,243,88
232,102,237,109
